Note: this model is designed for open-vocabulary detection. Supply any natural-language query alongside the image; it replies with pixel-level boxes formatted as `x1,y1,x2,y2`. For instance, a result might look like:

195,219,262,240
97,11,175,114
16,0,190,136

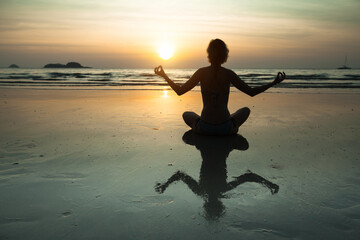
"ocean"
0,68,359,91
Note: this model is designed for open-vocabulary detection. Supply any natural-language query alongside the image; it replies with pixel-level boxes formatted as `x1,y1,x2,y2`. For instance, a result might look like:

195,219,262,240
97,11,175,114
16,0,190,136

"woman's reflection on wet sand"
155,131,279,220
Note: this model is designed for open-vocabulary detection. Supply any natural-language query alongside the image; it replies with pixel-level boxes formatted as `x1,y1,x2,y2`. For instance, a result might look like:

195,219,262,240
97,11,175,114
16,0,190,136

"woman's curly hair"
207,39,229,65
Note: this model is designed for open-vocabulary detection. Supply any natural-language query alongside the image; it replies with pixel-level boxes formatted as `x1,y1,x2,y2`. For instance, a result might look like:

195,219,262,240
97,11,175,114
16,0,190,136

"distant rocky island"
8,64,20,68
43,62,91,68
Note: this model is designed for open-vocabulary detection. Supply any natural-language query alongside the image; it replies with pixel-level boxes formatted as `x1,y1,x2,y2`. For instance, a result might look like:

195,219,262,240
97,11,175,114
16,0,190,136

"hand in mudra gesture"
154,65,167,78
273,72,286,85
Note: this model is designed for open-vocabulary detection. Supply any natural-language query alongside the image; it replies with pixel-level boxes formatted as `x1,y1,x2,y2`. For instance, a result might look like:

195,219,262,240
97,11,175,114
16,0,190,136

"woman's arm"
154,65,200,96
155,171,202,196
230,71,286,97
226,171,279,194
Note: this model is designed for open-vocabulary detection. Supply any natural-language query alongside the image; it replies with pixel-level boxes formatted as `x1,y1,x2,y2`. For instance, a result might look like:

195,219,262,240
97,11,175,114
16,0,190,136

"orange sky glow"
0,0,359,68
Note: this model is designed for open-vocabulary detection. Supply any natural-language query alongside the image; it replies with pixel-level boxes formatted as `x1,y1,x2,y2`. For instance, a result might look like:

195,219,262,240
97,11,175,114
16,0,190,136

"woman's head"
207,39,229,66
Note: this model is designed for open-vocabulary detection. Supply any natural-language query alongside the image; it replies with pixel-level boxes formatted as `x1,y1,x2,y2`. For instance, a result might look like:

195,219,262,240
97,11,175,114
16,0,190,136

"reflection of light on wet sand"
1,89,360,239
162,90,168,98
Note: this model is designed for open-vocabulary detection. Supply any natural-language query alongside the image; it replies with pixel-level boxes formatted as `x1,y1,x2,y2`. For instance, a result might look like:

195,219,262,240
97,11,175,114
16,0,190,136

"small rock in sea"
168,163,173,166
8,64,19,68
43,62,90,68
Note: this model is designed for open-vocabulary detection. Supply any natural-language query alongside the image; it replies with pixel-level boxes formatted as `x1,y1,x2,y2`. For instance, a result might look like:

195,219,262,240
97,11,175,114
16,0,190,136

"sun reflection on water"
162,90,169,98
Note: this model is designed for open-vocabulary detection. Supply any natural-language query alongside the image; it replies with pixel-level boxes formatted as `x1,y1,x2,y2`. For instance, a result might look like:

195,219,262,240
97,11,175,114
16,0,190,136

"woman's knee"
233,107,250,117
182,111,200,129
182,111,196,123
182,111,193,121
231,107,251,128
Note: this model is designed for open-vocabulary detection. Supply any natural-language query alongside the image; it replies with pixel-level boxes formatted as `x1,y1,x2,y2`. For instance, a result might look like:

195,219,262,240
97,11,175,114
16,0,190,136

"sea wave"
1,68,359,89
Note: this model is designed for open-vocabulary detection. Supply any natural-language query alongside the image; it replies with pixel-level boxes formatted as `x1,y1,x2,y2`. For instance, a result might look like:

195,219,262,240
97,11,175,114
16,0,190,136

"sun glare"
157,43,174,60
162,90,168,98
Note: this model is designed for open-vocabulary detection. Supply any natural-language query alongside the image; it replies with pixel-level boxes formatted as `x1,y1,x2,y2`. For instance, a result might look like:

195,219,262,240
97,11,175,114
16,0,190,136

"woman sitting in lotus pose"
154,39,286,135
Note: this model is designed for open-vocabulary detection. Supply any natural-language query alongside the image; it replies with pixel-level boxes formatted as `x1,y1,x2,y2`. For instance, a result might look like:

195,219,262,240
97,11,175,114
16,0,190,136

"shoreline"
1,68,360,91
1,86,360,94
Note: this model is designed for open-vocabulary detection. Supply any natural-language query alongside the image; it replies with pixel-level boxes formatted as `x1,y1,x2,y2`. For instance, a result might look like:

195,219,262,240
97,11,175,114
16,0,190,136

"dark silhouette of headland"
8,64,19,68
43,62,91,68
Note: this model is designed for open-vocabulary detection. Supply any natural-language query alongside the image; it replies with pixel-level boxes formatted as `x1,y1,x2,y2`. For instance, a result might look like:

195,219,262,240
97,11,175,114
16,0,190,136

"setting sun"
157,43,174,60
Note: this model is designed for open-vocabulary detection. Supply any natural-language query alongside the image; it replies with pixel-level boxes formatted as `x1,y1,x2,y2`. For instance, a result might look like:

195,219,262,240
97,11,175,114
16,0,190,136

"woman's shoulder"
197,66,232,72
221,67,238,79
196,66,236,76
197,66,211,72
192,66,211,76
221,67,236,74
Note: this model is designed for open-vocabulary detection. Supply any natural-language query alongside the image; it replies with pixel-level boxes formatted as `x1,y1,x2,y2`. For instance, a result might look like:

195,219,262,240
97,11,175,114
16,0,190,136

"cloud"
0,0,359,68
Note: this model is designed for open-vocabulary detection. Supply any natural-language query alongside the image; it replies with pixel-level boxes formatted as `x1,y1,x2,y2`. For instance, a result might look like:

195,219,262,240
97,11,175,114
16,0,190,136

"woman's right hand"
273,72,286,85
154,65,167,78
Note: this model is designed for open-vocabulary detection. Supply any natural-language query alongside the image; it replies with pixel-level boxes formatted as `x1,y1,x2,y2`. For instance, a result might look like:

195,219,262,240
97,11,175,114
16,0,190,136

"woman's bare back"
198,66,233,124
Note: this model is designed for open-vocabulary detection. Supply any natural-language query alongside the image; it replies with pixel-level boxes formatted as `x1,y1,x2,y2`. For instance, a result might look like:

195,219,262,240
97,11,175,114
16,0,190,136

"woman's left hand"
154,65,166,78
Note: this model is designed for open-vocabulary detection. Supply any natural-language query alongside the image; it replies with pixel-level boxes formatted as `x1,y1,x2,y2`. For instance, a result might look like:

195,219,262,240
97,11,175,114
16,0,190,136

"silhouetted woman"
154,39,286,135
155,131,279,220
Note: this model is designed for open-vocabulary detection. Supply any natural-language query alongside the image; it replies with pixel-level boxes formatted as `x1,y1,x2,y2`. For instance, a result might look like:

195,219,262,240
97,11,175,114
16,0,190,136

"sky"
0,0,359,68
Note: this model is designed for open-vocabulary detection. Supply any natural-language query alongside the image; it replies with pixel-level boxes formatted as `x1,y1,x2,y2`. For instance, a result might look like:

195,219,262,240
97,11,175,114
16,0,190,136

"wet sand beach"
0,88,359,239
